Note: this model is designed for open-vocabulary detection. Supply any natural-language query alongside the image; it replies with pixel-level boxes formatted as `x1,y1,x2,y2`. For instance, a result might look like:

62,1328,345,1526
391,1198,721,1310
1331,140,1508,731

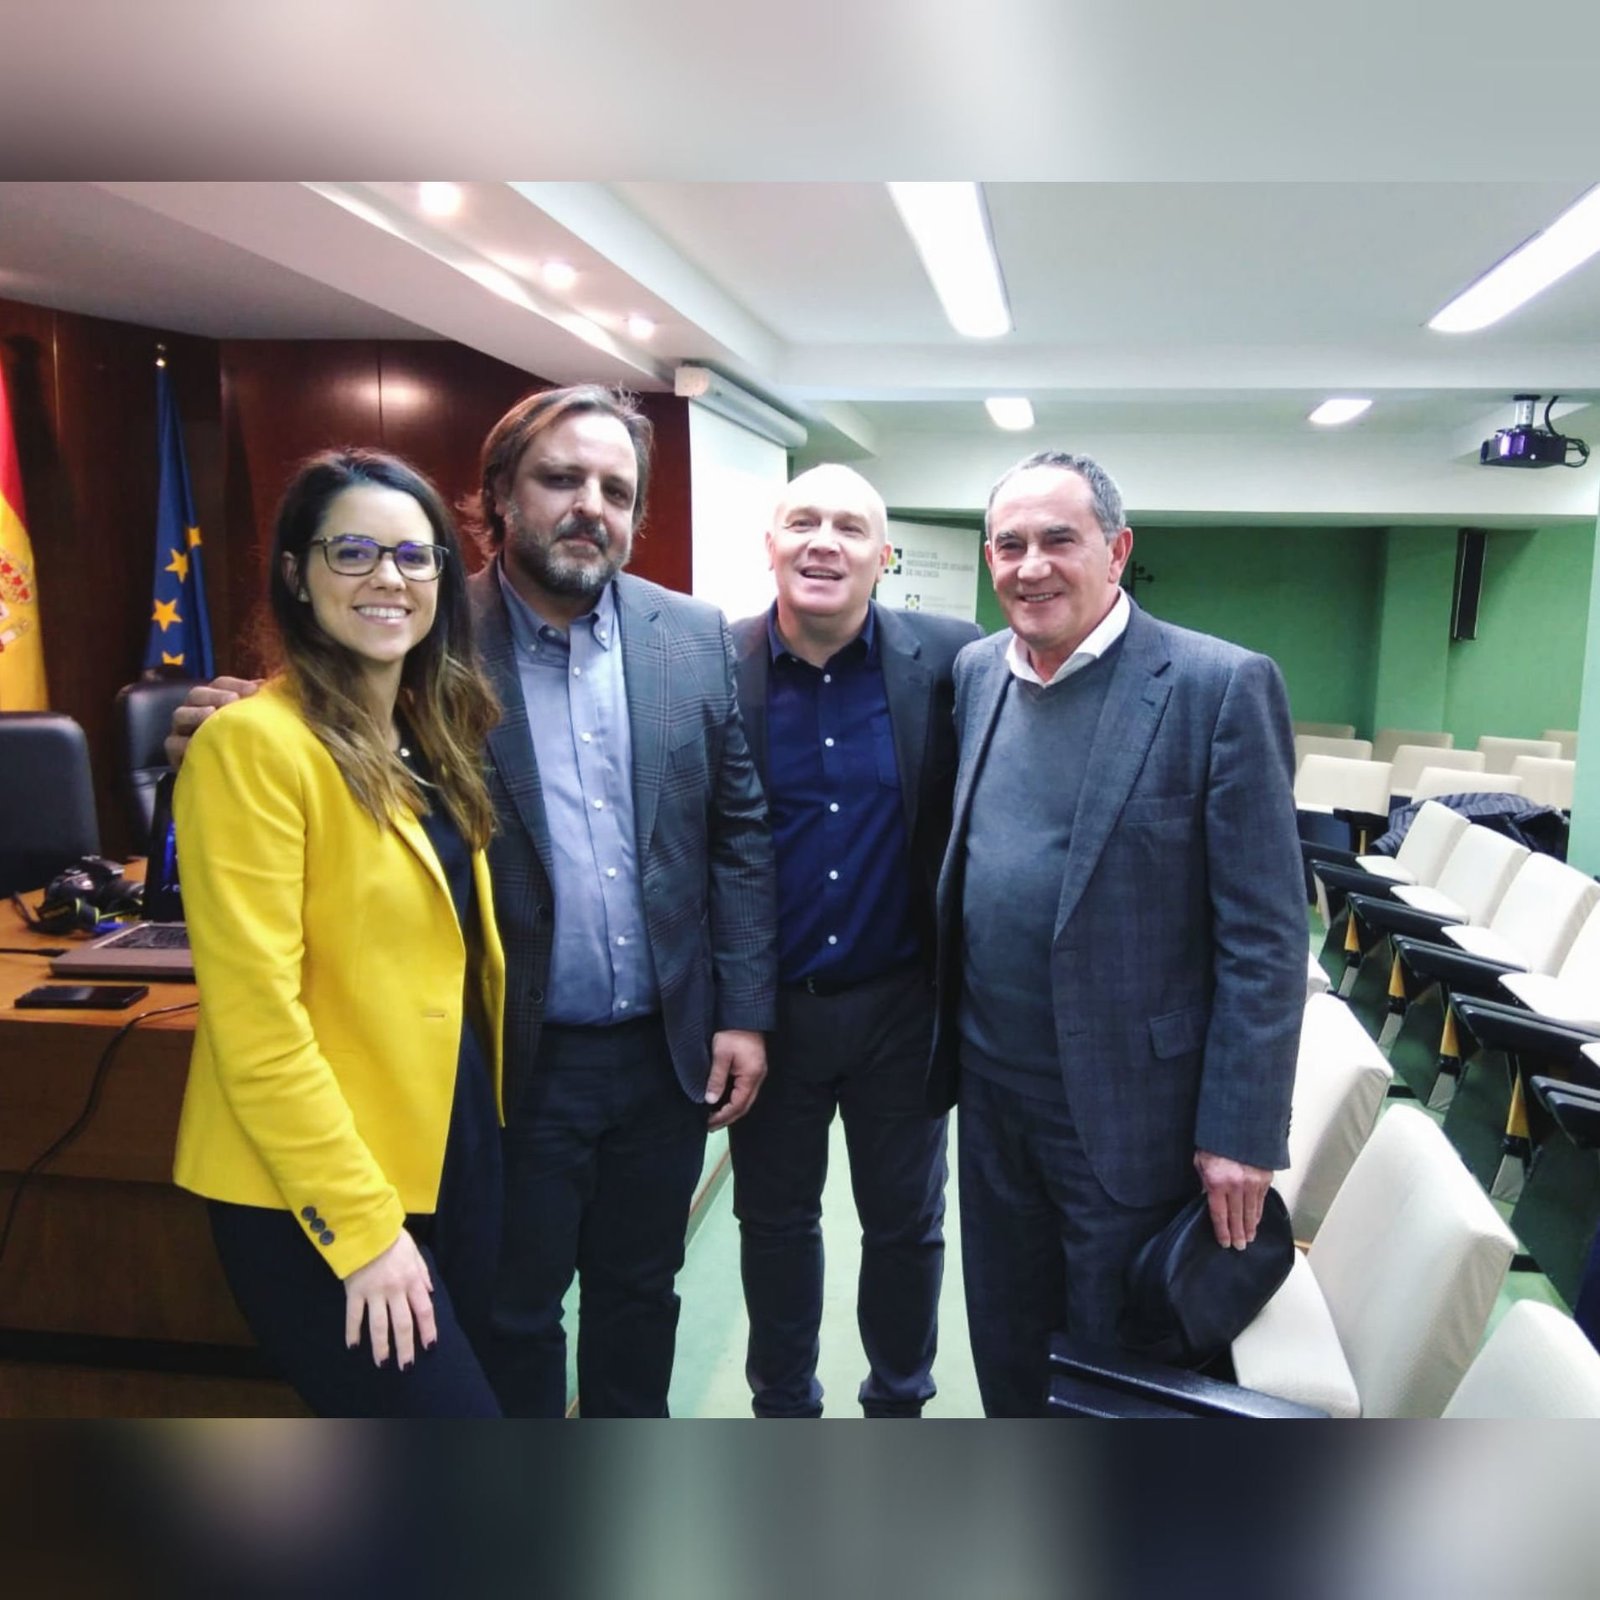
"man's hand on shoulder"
165,676,262,768
705,1028,767,1131
1194,1149,1274,1250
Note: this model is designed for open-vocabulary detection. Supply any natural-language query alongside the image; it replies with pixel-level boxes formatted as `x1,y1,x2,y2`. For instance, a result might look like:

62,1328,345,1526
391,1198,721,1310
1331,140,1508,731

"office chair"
0,711,101,894
114,677,195,840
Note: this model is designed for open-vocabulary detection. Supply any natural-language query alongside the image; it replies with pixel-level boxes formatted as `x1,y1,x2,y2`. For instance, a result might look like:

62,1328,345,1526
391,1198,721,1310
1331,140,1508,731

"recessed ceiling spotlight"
626,314,656,340
542,260,578,291
418,182,462,217
1429,184,1600,333
1308,397,1372,426
887,182,1011,339
985,397,1034,431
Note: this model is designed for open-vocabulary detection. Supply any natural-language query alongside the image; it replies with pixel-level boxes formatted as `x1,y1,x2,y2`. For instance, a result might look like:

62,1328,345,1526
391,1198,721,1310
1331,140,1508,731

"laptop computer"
52,773,194,981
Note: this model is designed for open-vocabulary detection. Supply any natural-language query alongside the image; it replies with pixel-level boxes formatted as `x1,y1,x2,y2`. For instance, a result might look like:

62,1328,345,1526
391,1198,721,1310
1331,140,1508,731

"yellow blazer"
171,681,505,1280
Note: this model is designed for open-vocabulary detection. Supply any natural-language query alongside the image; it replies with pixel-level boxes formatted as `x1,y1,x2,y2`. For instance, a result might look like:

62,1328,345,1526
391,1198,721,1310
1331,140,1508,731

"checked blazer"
929,600,1306,1209
731,602,980,972
470,563,777,1112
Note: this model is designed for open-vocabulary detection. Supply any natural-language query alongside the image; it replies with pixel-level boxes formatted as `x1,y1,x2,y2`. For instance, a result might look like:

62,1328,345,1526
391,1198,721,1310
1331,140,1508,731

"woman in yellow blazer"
173,448,503,1416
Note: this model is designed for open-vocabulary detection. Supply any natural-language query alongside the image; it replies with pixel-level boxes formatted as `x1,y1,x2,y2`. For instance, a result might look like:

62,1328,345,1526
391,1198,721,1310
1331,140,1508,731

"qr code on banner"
903,594,922,610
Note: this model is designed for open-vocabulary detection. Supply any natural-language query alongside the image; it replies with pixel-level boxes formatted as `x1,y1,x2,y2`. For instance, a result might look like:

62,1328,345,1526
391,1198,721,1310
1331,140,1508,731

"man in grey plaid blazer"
472,385,777,1418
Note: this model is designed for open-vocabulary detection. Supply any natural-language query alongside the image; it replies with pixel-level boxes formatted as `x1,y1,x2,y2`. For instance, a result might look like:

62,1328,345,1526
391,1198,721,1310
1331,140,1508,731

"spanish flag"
0,363,48,710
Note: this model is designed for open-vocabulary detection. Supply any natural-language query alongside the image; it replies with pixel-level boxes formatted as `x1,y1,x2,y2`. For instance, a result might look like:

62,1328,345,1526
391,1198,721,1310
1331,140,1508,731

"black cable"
1542,395,1592,467
0,999,199,1281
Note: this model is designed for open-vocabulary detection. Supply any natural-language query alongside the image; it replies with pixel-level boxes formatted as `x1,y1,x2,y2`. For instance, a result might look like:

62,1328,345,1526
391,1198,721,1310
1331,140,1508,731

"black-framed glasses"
309,535,449,581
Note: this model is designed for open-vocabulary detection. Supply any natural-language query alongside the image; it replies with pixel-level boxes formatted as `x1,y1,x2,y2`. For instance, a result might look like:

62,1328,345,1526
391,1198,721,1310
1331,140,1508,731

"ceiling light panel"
1308,398,1372,426
985,397,1034,430
417,182,462,217
887,182,1011,339
1429,185,1600,333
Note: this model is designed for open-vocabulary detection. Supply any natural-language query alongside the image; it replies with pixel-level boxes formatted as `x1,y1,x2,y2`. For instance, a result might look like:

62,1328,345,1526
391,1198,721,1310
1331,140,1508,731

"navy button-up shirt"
765,602,919,986
498,567,659,1024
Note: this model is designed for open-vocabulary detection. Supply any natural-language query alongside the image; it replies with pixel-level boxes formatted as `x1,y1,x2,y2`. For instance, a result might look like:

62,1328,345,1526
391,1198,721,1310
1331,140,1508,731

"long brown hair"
268,449,498,848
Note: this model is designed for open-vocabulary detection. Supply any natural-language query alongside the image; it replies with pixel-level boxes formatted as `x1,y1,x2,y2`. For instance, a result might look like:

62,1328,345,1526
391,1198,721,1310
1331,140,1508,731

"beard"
506,507,629,600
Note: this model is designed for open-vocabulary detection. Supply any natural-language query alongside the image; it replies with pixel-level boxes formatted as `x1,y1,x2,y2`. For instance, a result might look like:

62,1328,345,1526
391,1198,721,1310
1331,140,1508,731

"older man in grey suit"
930,450,1304,1417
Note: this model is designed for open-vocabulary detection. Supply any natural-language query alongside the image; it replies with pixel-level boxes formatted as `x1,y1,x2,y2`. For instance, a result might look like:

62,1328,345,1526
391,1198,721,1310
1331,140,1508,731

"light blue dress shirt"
497,566,659,1025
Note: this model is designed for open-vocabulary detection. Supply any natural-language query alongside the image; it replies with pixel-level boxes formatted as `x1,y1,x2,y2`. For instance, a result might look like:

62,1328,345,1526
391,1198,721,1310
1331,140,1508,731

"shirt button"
619,999,630,1010
606,867,618,878
572,666,582,677
823,673,832,683
616,935,628,946
828,870,839,881
581,732,593,743
824,737,835,748
593,799,604,810
827,935,838,946
829,802,840,813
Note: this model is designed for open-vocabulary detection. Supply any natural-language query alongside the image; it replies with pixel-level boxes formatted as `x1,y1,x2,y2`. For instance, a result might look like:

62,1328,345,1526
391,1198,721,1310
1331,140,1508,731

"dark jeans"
957,1067,1189,1418
486,1015,707,1418
729,966,947,1417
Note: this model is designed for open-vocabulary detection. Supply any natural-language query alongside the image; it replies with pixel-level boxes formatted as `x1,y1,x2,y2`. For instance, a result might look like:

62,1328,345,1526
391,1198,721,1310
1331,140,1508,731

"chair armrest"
1045,1334,1329,1419
1530,1076,1600,1150
1346,893,1456,944
1390,937,1520,1001
1451,998,1600,1065
1314,862,1400,903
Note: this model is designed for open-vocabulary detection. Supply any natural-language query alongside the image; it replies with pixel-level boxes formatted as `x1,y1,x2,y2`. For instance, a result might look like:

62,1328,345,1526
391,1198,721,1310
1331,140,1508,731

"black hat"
1118,1187,1295,1369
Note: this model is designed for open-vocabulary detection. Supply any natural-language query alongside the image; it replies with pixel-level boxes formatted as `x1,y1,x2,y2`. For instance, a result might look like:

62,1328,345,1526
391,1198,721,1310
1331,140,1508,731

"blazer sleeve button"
318,1230,335,1246
300,1206,317,1220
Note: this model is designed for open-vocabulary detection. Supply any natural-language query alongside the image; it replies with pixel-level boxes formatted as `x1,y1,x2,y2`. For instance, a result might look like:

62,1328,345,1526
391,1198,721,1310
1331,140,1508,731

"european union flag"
144,362,214,679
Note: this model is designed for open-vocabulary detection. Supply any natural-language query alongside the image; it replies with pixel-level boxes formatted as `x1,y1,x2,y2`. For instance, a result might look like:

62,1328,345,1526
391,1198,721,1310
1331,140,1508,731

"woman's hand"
343,1228,436,1368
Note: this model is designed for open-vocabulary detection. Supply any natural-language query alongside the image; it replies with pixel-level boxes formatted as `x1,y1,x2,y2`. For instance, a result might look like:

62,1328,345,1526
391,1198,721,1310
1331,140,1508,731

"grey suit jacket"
471,564,777,1111
930,601,1304,1208
731,602,980,963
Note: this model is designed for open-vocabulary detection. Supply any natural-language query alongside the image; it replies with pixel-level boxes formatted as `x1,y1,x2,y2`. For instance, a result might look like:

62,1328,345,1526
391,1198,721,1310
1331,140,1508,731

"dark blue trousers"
958,1067,1190,1418
486,1015,708,1418
729,966,947,1417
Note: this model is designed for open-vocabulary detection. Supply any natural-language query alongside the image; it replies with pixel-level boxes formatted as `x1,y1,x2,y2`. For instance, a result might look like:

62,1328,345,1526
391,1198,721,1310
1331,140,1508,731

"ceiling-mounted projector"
1479,394,1590,468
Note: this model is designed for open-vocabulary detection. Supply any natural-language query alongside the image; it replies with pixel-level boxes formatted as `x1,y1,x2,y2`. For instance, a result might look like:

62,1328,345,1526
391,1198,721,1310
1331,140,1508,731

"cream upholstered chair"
1373,727,1454,766
1411,767,1525,802
1542,728,1579,761
1230,1106,1516,1417
1294,734,1372,772
1293,720,1357,739
1387,744,1484,802
1443,1301,1600,1418
1294,754,1391,815
1509,755,1575,810
1477,735,1561,774
1388,824,1528,926
1346,799,1468,889
1435,853,1600,977
1277,994,1393,1241
1497,900,1600,1029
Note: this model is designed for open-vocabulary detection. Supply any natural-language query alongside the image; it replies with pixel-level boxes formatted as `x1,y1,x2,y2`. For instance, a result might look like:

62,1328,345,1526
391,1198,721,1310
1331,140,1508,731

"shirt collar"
766,599,877,667
1005,587,1130,687
497,558,617,653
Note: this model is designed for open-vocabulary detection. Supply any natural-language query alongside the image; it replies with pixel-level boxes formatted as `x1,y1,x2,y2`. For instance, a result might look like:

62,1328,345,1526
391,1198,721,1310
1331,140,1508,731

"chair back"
1293,734,1372,771
1292,720,1357,739
1372,727,1453,765
1387,801,1470,887
1509,755,1575,810
1309,1106,1515,1416
1443,1301,1600,1418
1477,734,1562,774
1556,900,1600,987
114,678,195,840
1542,728,1579,761
1481,853,1600,976
1429,825,1529,927
1279,994,1393,1240
0,711,101,894
1411,767,1525,803
1294,754,1392,814
1388,744,1484,800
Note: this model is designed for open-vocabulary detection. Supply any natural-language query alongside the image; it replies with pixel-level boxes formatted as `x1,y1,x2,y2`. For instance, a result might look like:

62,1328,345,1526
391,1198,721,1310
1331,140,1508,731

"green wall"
1441,527,1593,745
1117,525,1385,727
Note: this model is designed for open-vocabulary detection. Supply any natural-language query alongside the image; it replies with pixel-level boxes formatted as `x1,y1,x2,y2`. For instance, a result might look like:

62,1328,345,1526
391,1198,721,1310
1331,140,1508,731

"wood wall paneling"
635,393,693,594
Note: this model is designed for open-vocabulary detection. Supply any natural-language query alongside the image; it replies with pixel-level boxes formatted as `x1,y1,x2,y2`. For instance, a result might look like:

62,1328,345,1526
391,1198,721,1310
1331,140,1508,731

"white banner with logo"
878,519,981,623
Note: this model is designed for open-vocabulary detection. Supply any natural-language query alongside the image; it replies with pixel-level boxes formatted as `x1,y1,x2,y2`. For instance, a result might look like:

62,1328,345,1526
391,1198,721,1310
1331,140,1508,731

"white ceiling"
3,2,1600,523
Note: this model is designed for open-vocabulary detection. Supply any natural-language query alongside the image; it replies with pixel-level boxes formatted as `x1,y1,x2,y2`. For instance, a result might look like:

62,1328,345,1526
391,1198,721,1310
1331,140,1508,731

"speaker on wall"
1451,528,1487,641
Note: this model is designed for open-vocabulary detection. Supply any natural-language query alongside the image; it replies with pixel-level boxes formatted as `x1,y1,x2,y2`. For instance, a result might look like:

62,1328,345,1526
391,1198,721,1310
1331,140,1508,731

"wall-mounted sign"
878,519,980,623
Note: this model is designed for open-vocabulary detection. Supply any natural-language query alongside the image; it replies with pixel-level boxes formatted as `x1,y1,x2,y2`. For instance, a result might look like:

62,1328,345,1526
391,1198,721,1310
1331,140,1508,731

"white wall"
686,402,787,622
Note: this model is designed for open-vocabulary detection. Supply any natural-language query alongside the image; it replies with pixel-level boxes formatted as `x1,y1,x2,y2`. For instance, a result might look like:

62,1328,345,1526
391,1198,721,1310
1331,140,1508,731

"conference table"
0,893,303,1415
